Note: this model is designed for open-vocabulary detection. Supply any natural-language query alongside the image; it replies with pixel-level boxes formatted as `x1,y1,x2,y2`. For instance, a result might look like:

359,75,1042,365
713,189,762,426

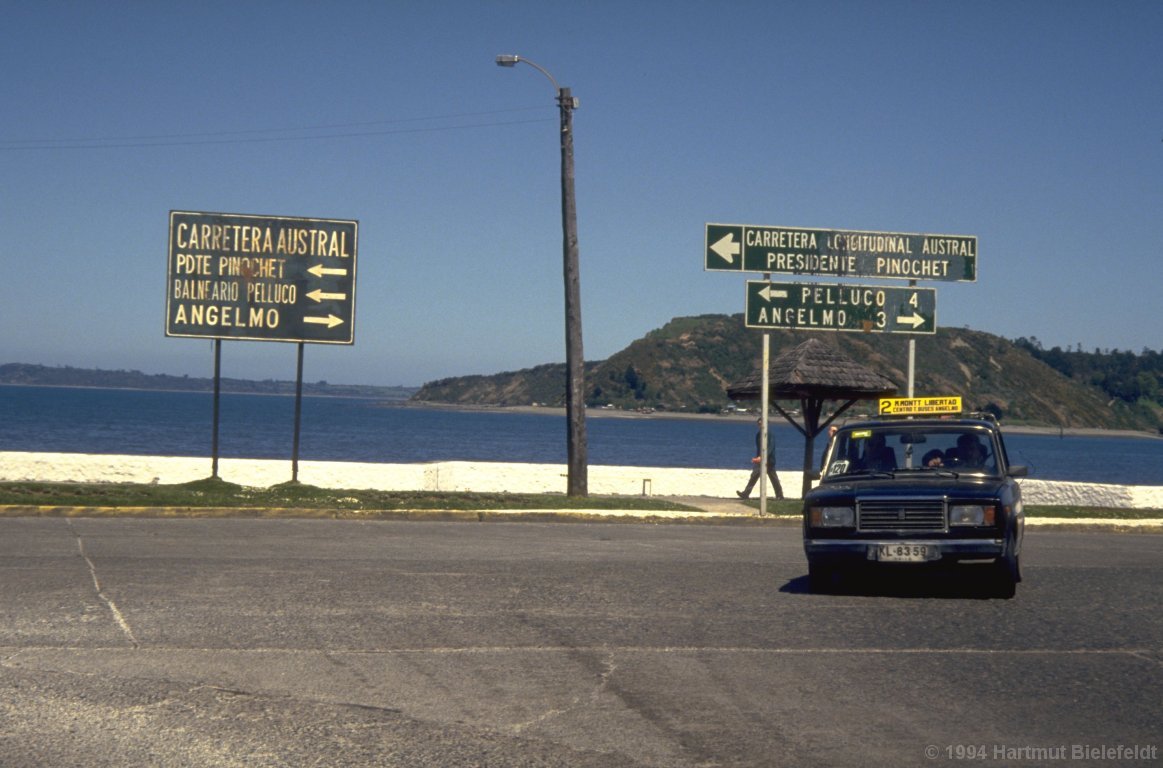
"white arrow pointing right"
304,314,344,328
896,312,926,329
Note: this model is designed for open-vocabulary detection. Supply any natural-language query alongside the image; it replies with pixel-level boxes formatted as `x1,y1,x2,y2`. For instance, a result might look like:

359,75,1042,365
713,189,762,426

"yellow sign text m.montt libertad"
878,396,962,417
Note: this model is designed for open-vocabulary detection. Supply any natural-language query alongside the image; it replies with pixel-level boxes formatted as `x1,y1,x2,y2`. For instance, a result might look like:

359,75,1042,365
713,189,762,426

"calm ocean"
2,385,1161,486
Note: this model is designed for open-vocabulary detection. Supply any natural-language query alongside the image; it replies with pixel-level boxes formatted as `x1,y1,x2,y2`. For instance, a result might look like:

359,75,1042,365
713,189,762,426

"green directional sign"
745,281,937,334
166,211,358,344
706,223,976,282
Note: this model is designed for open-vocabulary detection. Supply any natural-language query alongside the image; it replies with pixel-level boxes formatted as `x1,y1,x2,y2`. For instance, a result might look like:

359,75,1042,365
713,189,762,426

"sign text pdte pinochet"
166,211,358,344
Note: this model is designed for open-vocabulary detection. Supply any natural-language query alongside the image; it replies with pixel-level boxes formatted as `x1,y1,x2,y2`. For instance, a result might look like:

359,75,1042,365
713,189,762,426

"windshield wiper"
842,468,897,479
908,466,961,479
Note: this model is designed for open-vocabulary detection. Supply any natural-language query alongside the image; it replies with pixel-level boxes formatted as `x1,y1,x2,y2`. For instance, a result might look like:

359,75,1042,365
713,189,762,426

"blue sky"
2,1,1160,387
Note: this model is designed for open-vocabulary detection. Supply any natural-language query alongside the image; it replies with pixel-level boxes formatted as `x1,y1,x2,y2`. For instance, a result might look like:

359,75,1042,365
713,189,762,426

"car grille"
857,499,947,532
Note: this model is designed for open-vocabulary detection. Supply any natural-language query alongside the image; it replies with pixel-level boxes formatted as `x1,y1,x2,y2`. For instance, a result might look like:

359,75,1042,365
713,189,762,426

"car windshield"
823,425,999,479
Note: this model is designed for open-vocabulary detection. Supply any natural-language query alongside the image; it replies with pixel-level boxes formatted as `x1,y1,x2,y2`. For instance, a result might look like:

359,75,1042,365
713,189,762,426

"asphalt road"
1,518,1160,767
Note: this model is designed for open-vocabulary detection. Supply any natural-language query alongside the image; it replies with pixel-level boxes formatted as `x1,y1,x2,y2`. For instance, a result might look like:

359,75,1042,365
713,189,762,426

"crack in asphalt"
66,520,139,649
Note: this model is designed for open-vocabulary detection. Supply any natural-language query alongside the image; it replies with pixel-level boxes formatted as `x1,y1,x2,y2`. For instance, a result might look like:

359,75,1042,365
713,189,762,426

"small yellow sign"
878,396,962,416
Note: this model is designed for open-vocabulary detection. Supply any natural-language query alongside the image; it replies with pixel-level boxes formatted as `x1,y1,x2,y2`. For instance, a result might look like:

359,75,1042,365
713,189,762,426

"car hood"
808,474,1010,501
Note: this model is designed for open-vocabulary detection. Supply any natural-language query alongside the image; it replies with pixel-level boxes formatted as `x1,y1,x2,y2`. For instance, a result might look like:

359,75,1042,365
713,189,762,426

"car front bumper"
805,537,1006,563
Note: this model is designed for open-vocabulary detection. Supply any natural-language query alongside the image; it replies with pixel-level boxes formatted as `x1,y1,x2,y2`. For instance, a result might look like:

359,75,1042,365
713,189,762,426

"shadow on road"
780,564,1017,600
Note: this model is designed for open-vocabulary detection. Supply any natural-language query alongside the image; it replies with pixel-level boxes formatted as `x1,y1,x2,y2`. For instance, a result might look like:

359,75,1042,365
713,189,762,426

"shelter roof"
726,338,898,401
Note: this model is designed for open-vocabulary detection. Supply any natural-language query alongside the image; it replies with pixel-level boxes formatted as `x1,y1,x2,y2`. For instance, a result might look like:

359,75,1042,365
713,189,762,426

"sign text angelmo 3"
166,211,358,344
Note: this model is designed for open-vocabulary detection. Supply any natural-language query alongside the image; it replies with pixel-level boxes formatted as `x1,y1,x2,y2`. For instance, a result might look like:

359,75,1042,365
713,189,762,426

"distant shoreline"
5,381,1160,440
0,380,414,401
405,401,1163,440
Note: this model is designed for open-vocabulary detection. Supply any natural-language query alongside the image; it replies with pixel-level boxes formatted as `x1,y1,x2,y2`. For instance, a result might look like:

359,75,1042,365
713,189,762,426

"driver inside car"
863,433,898,471
956,433,987,468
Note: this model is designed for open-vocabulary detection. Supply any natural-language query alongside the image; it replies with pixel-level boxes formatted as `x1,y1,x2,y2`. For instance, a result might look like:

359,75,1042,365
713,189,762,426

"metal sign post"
211,339,222,480
292,342,305,483
760,324,770,516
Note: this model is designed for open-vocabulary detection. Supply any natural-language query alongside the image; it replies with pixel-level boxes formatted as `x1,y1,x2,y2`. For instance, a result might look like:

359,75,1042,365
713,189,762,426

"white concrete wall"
2,452,1161,509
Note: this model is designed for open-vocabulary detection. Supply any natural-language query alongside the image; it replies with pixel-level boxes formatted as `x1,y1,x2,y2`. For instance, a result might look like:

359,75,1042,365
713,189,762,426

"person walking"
738,417,784,499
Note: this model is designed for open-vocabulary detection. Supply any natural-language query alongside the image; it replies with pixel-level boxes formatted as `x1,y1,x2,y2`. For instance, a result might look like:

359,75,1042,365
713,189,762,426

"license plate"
878,543,930,562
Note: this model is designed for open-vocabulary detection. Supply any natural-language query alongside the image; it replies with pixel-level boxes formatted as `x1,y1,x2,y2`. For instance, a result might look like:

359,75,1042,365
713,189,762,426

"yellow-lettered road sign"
878,396,962,416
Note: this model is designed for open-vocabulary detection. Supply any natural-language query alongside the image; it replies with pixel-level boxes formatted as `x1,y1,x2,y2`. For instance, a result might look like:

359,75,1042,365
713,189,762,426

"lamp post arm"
496,54,561,93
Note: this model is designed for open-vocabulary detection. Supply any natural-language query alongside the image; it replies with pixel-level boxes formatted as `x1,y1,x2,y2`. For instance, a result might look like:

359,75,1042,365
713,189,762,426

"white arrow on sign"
896,312,926,329
710,232,741,264
758,285,789,302
304,314,344,328
306,289,347,303
308,264,348,278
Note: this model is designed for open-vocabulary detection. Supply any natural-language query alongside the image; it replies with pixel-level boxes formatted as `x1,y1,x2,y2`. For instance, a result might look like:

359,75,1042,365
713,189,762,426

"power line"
0,107,553,151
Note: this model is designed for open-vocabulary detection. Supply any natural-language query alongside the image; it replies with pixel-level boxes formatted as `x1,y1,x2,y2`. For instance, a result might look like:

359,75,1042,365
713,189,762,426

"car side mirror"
1007,465,1028,478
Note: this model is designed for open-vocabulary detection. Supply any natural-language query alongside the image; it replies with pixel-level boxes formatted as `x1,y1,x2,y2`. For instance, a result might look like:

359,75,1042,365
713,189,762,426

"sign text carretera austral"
166,211,358,344
705,223,976,282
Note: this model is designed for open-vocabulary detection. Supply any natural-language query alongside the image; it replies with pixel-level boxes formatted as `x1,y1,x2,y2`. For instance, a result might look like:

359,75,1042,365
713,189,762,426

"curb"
1,506,1160,530
0,505,797,525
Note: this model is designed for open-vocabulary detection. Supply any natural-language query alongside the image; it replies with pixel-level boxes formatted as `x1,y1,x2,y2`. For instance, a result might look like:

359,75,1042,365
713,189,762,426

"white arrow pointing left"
308,264,348,278
759,285,789,302
710,232,741,264
306,289,347,303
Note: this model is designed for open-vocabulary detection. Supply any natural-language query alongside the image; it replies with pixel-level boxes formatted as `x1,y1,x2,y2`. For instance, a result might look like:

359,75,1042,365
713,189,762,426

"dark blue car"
803,414,1027,597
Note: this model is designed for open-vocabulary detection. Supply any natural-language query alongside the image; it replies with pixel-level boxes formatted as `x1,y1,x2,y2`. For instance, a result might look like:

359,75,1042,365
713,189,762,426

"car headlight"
949,504,996,526
810,506,855,527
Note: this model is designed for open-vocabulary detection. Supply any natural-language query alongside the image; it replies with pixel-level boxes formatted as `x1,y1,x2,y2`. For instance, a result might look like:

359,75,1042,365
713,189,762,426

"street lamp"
496,54,588,496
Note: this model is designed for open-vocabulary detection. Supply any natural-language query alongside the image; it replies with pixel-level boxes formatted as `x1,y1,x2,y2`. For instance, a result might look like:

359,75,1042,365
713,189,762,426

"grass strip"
0,479,700,512
1,481,1160,519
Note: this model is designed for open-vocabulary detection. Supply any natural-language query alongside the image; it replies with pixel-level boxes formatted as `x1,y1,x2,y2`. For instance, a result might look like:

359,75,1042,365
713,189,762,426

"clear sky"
2,1,1160,387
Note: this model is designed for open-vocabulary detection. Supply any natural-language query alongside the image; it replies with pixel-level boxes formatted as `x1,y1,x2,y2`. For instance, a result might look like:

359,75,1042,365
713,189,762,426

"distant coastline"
0,363,416,401
1,381,413,401
5,363,1160,440
407,401,1163,440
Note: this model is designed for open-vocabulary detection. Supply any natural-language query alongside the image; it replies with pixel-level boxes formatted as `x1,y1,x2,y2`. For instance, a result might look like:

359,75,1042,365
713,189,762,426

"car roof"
837,415,1000,431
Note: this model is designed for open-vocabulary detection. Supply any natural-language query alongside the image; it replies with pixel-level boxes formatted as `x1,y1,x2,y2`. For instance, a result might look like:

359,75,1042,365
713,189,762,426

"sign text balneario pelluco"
166,211,358,344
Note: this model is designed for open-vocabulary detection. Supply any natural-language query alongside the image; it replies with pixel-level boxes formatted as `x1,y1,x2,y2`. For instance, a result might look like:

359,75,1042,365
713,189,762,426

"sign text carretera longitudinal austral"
166,211,358,344
705,223,976,282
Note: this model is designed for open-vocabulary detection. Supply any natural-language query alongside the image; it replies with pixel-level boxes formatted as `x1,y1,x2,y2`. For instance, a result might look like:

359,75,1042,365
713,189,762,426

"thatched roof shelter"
727,338,898,496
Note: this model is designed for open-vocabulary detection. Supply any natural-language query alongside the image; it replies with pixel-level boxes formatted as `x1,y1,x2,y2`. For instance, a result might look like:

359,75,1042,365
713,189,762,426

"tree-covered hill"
412,315,1162,432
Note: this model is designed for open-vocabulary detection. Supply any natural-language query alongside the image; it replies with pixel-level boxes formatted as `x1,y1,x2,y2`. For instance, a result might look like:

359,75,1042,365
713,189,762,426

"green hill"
412,315,1162,432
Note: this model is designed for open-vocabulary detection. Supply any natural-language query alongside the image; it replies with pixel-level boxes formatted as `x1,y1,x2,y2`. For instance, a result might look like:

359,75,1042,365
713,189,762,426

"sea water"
1,385,1161,486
